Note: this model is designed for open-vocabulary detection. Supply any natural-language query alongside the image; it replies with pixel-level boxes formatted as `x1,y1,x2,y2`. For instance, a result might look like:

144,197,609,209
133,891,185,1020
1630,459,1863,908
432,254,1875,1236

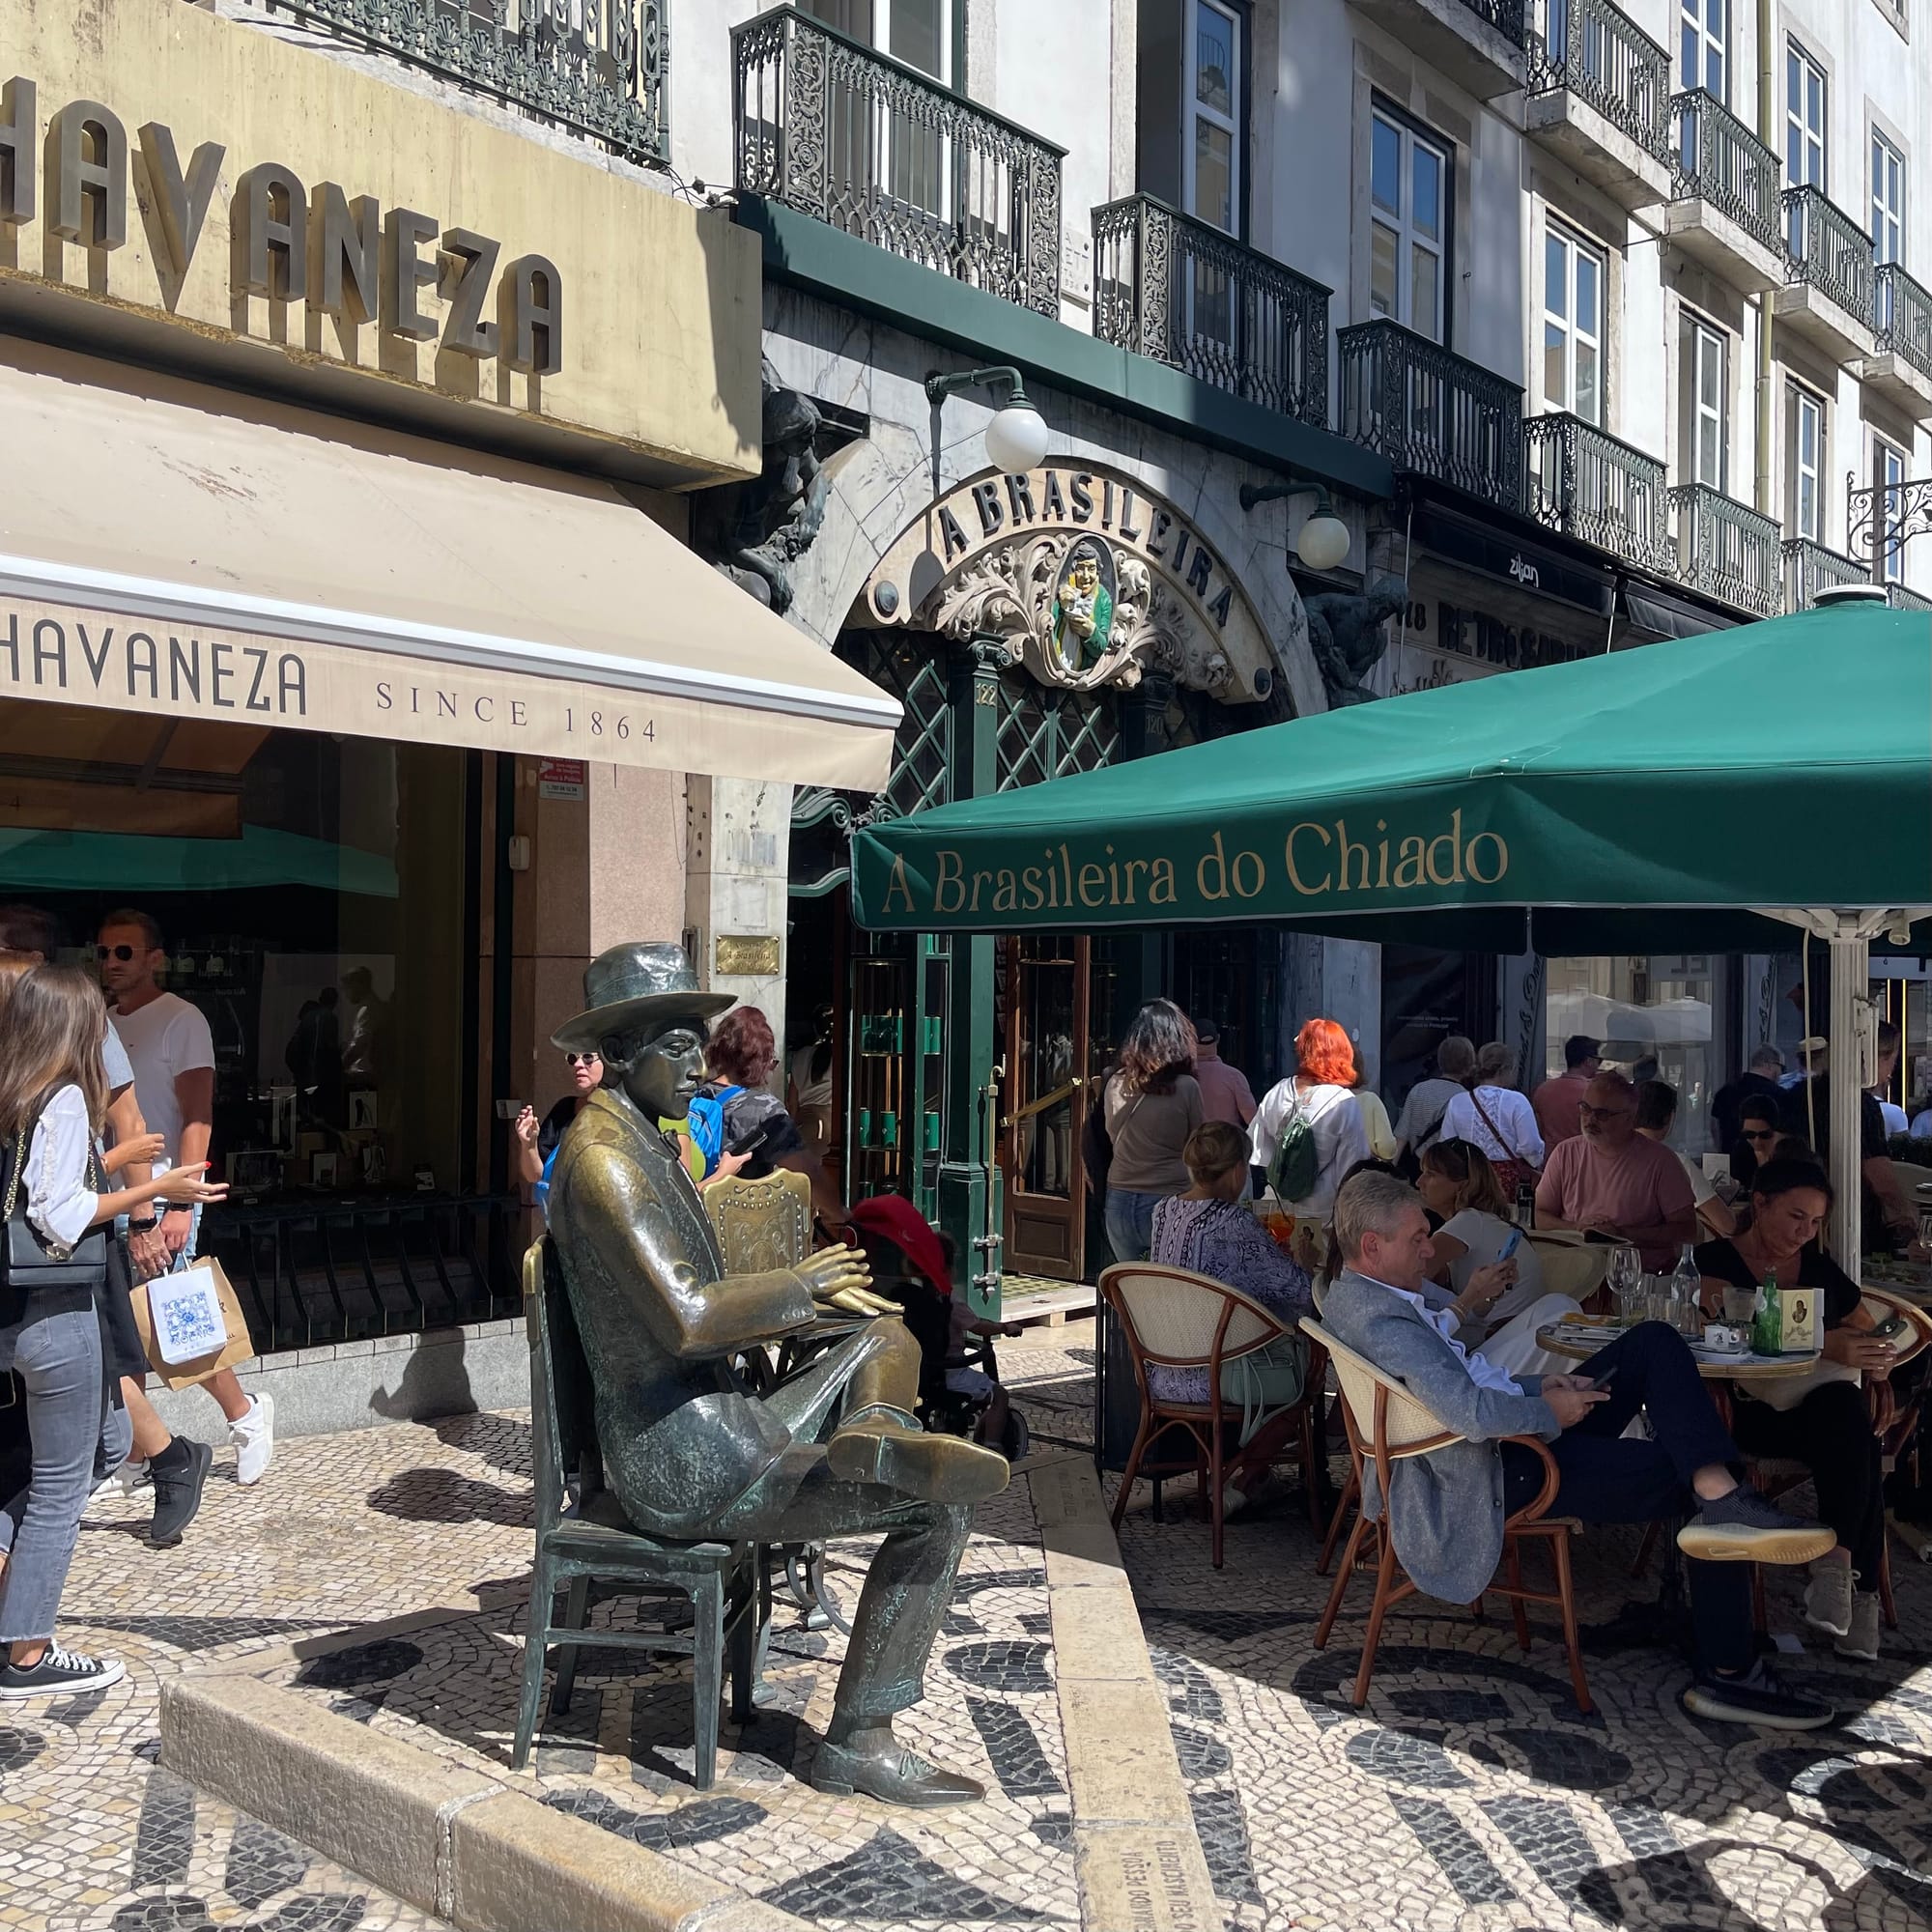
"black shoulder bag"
2,1116,110,1328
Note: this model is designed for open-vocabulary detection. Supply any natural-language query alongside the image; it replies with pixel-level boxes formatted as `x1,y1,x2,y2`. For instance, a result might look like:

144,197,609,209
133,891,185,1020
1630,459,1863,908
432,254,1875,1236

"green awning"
850,602,1932,950
0,825,400,896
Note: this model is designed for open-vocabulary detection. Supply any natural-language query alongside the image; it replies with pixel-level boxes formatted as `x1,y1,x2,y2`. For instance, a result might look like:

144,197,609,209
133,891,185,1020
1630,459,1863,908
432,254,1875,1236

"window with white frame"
1876,439,1907,582
1680,0,1725,96
1872,132,1904,264
1785,384,1824,540
1184,1,1241,235
1370,109,1449,343
1543,224,1605,423
1785,41,1826,189
1684,317,1728,490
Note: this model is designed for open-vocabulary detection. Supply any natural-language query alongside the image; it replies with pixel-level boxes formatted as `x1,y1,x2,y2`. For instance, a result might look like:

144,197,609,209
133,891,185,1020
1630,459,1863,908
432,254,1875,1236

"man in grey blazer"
1321,1171,1836,1730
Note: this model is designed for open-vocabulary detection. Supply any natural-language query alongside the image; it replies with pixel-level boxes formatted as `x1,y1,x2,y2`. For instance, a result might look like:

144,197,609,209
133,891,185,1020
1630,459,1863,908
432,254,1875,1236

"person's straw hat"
551,942,732,1053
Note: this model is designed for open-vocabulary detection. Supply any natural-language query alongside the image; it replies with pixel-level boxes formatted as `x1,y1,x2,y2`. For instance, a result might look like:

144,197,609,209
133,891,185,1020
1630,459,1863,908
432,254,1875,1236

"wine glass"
1608,1245,1643,1325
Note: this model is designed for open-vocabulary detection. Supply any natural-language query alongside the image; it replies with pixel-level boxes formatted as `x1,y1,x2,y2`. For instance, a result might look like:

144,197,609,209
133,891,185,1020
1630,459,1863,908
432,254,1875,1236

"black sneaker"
149,1438,213,1546
1676,1487,1836,1566
1682,1661,1833,1730
0,1645,126,1699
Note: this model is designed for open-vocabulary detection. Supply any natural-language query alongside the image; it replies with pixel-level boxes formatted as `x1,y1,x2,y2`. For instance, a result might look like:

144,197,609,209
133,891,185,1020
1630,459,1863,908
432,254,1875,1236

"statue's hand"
801,1243,873,1301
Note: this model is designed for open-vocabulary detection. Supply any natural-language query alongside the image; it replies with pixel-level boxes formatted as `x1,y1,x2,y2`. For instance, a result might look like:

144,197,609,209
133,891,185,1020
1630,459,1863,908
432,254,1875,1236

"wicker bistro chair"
1743,1286,1932,1634
1303,1317,1592,1715
1525,1237,1611,1310
514,1241,764,1785
1100,1262,1325,1570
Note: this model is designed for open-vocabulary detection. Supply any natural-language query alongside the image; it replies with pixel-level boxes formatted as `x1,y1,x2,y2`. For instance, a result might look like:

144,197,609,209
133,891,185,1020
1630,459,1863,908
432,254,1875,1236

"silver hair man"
1333,1170,1426,1265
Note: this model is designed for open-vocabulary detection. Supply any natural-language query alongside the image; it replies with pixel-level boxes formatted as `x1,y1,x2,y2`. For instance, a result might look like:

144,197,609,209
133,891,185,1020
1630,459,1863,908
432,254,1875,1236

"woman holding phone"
0,965,226,1697
1416,1139,1580,1377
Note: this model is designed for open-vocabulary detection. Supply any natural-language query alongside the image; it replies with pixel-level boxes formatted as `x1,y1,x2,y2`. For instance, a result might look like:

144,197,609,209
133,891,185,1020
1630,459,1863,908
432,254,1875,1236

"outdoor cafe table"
1534,1319,1823,1426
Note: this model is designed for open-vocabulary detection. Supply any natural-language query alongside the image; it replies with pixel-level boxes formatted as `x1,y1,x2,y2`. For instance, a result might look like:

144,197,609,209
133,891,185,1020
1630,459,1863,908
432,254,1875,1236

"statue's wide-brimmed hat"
551,942,733,1053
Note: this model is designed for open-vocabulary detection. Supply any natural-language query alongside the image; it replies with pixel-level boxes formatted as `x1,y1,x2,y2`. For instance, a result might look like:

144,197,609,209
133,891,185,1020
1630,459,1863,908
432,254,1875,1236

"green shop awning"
0,825,400,896
850,602,1932,952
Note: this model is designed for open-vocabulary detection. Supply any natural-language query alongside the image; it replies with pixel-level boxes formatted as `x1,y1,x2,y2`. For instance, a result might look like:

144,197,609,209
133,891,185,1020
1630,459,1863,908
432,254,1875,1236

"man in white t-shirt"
99,910,273,1487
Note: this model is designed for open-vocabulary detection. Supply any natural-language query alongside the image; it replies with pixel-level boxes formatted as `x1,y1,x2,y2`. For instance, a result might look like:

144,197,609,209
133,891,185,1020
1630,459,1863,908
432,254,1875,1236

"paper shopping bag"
133,1258,256,1389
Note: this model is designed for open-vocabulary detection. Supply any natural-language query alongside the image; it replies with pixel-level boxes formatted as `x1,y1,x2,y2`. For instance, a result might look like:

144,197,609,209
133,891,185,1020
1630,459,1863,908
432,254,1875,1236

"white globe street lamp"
925,364,1050,477
1239,477,1354,574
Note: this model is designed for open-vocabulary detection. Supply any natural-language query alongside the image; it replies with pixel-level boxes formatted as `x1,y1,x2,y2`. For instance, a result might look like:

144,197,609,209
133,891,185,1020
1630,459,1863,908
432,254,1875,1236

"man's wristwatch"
126,1214,159,1232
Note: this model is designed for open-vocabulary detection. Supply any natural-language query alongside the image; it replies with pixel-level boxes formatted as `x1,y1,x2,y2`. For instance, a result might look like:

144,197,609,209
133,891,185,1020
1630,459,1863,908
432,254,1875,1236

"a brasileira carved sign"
857,463,1278,703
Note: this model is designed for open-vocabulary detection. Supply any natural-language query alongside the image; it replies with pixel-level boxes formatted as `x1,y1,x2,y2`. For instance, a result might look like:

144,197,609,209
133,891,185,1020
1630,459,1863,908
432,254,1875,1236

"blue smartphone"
1498,1228,1522,1262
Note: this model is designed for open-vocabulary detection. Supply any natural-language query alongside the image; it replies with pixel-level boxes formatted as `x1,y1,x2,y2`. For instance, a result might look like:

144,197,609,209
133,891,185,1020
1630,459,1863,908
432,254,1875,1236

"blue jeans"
1104,1188,1161,1264
0,1290,129,1644
1501,1321,1748,1674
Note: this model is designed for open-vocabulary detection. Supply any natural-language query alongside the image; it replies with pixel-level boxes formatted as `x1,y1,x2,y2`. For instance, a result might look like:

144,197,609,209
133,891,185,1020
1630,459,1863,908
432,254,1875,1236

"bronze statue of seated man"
546,942,1009,1806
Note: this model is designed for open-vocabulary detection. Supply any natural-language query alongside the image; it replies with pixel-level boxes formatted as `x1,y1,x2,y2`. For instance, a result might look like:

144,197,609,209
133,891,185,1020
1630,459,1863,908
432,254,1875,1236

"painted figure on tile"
544,943,1009,1806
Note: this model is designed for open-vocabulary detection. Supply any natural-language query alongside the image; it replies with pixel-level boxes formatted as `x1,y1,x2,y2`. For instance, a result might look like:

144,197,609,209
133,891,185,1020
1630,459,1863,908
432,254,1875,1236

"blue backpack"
684,1085,744,1178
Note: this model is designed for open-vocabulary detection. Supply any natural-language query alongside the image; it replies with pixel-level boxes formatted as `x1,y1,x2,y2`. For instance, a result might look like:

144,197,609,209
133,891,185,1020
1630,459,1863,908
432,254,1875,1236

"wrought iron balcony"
1461,0,1528,41
1526,0,1671,161
1782,186,1875,329
1781,535,1868,613
1670,91,1781,256
732,6,1063,316
262,0,664,164
1092,196,1329,426
1669,484,1780,617
1337,320,1523,505
1889,582,1932,613
1524,413,1670,570
1874,264,1932,381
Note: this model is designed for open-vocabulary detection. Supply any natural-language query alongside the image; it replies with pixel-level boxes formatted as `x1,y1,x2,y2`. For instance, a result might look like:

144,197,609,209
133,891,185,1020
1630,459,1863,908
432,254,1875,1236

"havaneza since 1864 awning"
0,339,898,791
850,602,1932,951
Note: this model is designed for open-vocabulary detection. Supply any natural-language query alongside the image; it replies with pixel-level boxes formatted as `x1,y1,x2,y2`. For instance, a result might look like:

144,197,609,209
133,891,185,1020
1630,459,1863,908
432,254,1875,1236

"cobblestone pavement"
1010,1335,1932,1932
14,1327,1932,1932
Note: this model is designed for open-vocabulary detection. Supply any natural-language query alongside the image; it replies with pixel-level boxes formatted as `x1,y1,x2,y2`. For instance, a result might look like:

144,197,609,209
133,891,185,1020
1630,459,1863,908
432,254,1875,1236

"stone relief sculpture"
928,529,1236,698
698,361,828,615
1303,573,1410,707
545,942,1009,1806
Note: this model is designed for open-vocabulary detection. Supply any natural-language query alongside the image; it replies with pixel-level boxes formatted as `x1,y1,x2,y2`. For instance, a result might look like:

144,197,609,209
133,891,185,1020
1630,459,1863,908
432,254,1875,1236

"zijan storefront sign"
0,79,561,372
0,0,761,482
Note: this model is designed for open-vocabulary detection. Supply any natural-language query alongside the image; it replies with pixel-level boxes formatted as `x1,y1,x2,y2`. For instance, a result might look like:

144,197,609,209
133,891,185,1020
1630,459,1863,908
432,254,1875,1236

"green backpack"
1266,1084,1322,1203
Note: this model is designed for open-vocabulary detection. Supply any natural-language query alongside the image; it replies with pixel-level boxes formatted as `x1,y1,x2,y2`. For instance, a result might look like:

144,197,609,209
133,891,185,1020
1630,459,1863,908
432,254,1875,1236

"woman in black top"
1695,1157,1898,1660
1727,1096,1783,1197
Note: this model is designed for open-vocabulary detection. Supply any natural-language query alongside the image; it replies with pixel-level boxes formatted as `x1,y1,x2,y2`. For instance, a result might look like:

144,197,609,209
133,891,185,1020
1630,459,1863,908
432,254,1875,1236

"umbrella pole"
1824,927,1867,1270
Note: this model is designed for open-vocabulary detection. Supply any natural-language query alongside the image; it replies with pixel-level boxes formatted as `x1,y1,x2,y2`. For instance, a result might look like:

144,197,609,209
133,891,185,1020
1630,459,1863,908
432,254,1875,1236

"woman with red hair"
1249,1018,1370,1218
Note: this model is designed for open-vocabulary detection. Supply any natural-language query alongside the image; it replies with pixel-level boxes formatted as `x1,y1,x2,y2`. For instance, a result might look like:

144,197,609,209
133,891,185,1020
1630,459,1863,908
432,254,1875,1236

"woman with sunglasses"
514,1048,641,1219
1729,1097,1783,1196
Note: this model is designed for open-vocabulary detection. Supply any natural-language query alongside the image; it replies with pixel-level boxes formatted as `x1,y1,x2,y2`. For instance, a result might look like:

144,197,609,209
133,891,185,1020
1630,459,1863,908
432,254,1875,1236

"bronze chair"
1100,1262,1325,1570
514,1240,763,1783
1304,1316,1591,1715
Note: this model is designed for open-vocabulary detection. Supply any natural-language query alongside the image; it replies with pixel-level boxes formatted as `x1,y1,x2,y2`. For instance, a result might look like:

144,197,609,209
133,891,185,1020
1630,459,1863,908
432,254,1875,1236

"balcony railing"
732,6,1063,316
1526,0,1671,159
1670,484,1780,616
1462,0,1529,43
1783,186,1875,328
1092,196,1329,426
1874,264,1932,380
1671,91,1780,256
1524,413,1670,569
1337,320,1523,505
1889,583,1932,613
262,0,664,165
1781,535,1869,612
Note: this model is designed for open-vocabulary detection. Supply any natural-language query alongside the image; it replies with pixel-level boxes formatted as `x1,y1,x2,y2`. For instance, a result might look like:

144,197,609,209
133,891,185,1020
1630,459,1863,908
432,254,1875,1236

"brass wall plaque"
715,933,781,978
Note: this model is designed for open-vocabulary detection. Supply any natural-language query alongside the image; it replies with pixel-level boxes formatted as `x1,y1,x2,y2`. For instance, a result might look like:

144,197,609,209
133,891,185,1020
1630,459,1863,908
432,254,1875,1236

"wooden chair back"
1099,1262,1288,1401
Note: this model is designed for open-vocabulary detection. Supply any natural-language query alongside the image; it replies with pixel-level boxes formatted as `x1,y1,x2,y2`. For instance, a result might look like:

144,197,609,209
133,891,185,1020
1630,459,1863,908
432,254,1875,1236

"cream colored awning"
0,339,897,789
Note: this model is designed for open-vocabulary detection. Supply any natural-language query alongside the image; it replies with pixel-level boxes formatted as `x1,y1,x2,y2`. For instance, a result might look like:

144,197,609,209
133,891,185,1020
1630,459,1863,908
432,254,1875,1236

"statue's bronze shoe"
812,1734,986,1806
827,1409,1009,1503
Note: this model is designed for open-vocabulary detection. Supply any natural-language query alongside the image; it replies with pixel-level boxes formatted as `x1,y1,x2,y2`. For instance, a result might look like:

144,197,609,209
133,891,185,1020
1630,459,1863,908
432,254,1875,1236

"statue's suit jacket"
548,1089,818,1534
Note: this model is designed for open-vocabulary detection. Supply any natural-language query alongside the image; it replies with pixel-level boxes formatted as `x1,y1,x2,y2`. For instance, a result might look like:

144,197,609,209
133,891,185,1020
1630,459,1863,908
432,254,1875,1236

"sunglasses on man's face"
1742,1128,1778,1143
96,944,139,962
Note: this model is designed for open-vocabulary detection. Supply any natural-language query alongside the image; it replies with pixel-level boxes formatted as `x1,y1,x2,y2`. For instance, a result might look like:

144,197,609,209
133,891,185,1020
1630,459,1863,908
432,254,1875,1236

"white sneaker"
1803,1559,1855,1638
231,1393,274,1486
92,1459,149,1500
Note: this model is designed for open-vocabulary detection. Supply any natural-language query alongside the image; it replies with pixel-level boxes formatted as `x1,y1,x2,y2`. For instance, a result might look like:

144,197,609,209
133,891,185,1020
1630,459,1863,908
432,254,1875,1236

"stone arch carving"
777,428,1326,719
